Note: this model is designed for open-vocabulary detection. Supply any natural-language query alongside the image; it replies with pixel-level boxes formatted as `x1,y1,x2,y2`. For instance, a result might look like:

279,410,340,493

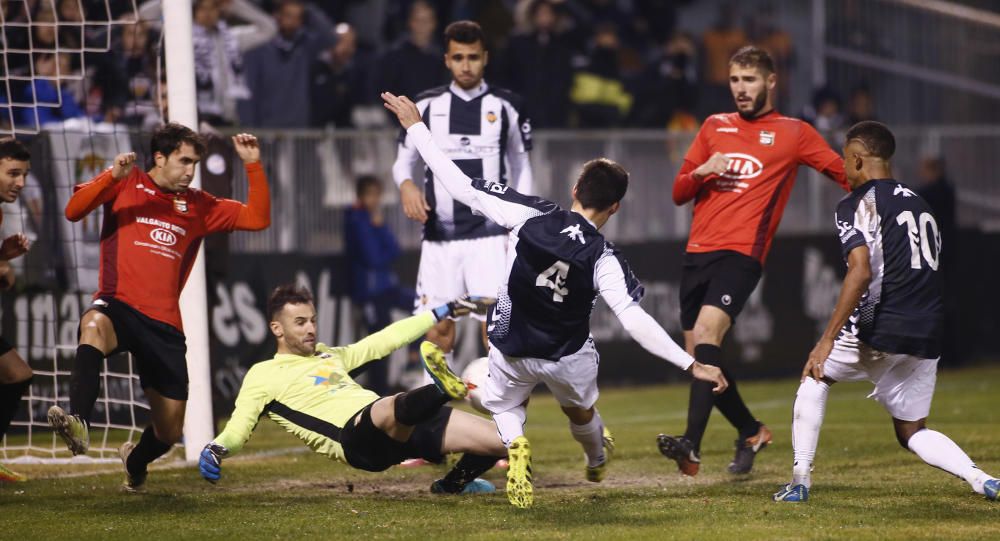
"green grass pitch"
3,365,999,540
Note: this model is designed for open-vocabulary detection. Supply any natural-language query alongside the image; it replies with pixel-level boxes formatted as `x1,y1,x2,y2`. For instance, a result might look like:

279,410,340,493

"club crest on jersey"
486,111,497,123
173,197,188,213
759,130,775,146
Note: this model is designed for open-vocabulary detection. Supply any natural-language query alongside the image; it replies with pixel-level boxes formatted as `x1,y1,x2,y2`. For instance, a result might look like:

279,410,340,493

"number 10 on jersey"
897,210,940,270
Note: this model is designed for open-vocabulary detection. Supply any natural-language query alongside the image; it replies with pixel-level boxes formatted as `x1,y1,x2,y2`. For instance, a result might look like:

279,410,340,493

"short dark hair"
574,158,629,211
267,284,314,322
444,20,485,49
729,45,775,74
846,121,895,160
355,174,382,198
0,138,31,162
150,122,206,160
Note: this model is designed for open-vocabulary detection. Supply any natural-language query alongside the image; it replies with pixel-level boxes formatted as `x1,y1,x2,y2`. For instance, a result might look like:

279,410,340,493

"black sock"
126,425,173,477
436,453,503,493
713,364,760,439
393,384,449,426
0,377,32,437
69,344,104,423
682,344,722,451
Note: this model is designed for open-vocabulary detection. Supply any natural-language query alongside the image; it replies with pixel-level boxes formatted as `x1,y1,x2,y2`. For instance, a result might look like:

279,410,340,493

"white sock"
569,410,605,467
791,378,829,489
493,406,527,448
907,429,991,495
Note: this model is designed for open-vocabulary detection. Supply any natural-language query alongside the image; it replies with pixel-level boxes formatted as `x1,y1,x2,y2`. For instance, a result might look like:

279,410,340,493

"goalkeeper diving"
200,284,505,495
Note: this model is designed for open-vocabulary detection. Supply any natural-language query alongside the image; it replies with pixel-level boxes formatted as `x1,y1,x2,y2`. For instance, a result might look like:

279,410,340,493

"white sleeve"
504,101,533,194
228,0,279,51
595,254,694,371
392,141,421,188
406,122,556,229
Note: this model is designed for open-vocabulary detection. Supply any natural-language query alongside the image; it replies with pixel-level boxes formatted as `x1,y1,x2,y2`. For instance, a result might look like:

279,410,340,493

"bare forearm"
821,268,870,341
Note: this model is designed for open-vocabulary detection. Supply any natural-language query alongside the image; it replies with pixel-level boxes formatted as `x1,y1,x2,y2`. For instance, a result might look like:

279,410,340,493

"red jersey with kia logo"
673,111,848,263
79,166,244,331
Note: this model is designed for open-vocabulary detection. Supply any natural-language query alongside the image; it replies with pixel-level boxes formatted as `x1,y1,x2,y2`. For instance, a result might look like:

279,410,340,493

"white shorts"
823,341,938,422
414,236,508,321
481,338,600,413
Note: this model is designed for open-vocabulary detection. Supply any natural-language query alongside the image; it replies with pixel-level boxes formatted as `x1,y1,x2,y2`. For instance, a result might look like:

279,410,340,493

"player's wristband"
431,304,452,322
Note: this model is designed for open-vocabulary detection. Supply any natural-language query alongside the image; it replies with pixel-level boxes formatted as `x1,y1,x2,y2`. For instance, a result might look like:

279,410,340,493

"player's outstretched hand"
0,233,30,260
232,133,261,164
802,337,833,382
199,442,228,483
690,361,728,394
381,92,422,129
432,296,497,321
693,152,730,180
111,152,137,180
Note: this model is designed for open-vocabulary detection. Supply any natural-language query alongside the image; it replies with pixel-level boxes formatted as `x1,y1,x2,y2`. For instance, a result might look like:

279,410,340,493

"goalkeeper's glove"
432,296,497,321
199,442,229,483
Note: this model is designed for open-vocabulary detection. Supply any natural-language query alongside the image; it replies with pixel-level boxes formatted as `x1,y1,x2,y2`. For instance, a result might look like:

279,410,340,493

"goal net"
0,1,180,464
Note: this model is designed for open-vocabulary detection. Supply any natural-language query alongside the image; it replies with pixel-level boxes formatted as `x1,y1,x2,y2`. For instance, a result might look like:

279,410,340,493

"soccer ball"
460,357,490,414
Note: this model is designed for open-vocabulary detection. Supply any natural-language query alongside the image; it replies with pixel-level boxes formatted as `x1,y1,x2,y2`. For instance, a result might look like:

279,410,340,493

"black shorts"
340,401,452,472
84,297,188,400
679,251,762,330
0,335,13,356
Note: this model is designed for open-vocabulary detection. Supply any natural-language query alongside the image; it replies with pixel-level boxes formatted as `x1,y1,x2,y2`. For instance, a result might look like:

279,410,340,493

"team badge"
486,111,497,123
173,197,188,213
759,130,775,146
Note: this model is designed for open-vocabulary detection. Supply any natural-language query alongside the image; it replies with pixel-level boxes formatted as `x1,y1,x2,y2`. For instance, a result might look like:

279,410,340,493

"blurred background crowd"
0,0,884,133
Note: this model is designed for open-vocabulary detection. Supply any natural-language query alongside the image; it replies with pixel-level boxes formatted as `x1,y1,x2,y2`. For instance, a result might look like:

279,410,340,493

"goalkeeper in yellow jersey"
199,284,506,494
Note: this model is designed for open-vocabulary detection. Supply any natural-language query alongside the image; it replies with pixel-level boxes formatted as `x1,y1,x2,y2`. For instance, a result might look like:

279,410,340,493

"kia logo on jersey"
150,228,178,246
721,153,763,180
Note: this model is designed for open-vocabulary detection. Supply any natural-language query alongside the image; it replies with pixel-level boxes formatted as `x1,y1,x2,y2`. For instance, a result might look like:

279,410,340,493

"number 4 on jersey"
536,261,570,302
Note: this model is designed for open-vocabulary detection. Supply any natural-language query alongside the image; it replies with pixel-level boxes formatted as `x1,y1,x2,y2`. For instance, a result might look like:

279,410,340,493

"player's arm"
596,253,727,392
804,245,870,382
336,298,492,372
382,92,554,229
203,134,271,233
798,122,849,191
200,366,273,483
504,101,534,195
0,233,31,290
803,198,872,381
672,124,726,205
64,152,135,221
392,100,431,223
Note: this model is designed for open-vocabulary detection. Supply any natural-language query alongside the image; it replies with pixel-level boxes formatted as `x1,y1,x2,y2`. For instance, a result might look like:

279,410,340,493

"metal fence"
226,126,1000,255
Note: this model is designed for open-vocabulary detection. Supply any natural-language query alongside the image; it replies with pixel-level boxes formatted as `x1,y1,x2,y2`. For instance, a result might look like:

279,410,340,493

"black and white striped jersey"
835,179,943,358
393,81,533,242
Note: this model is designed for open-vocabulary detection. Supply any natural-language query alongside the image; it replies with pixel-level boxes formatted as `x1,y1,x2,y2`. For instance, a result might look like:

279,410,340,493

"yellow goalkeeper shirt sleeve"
213,312,436,462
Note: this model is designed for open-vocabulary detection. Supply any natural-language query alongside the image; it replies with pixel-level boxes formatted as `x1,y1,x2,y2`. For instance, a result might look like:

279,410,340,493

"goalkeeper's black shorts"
82,297,188,401
0,335,13,356
340,401,452,472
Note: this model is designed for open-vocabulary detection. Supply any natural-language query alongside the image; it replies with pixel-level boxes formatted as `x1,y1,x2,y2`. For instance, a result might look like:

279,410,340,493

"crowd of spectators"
1,0,874,133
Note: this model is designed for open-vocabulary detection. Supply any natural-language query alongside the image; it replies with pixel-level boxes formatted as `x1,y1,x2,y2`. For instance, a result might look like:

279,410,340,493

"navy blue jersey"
836,179,943,358
393,82,533,242
489,207,643,360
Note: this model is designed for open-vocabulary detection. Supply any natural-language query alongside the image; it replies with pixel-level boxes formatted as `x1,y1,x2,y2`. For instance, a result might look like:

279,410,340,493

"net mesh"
0,1,176,464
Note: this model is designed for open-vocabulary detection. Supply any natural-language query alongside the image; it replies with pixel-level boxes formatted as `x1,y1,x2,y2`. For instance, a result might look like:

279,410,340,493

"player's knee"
79,313,114,350
691,320,723,345
153,424,184,445
894,421,925,450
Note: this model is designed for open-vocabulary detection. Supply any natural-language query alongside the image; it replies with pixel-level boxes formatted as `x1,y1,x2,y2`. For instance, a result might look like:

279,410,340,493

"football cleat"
506,436,533,508
0,463,27,483
585,427,616,483
656,434,700,476
119,441,147,493
984,479,999,501
728,424,773,474
430,478,496,495
773,483,809,502
47,405,89,456
419,342,468,400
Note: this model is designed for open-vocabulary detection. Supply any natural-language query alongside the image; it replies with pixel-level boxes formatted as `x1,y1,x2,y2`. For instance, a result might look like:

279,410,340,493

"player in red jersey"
47,123,270,491
657,46,848,476
0,138,33,483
